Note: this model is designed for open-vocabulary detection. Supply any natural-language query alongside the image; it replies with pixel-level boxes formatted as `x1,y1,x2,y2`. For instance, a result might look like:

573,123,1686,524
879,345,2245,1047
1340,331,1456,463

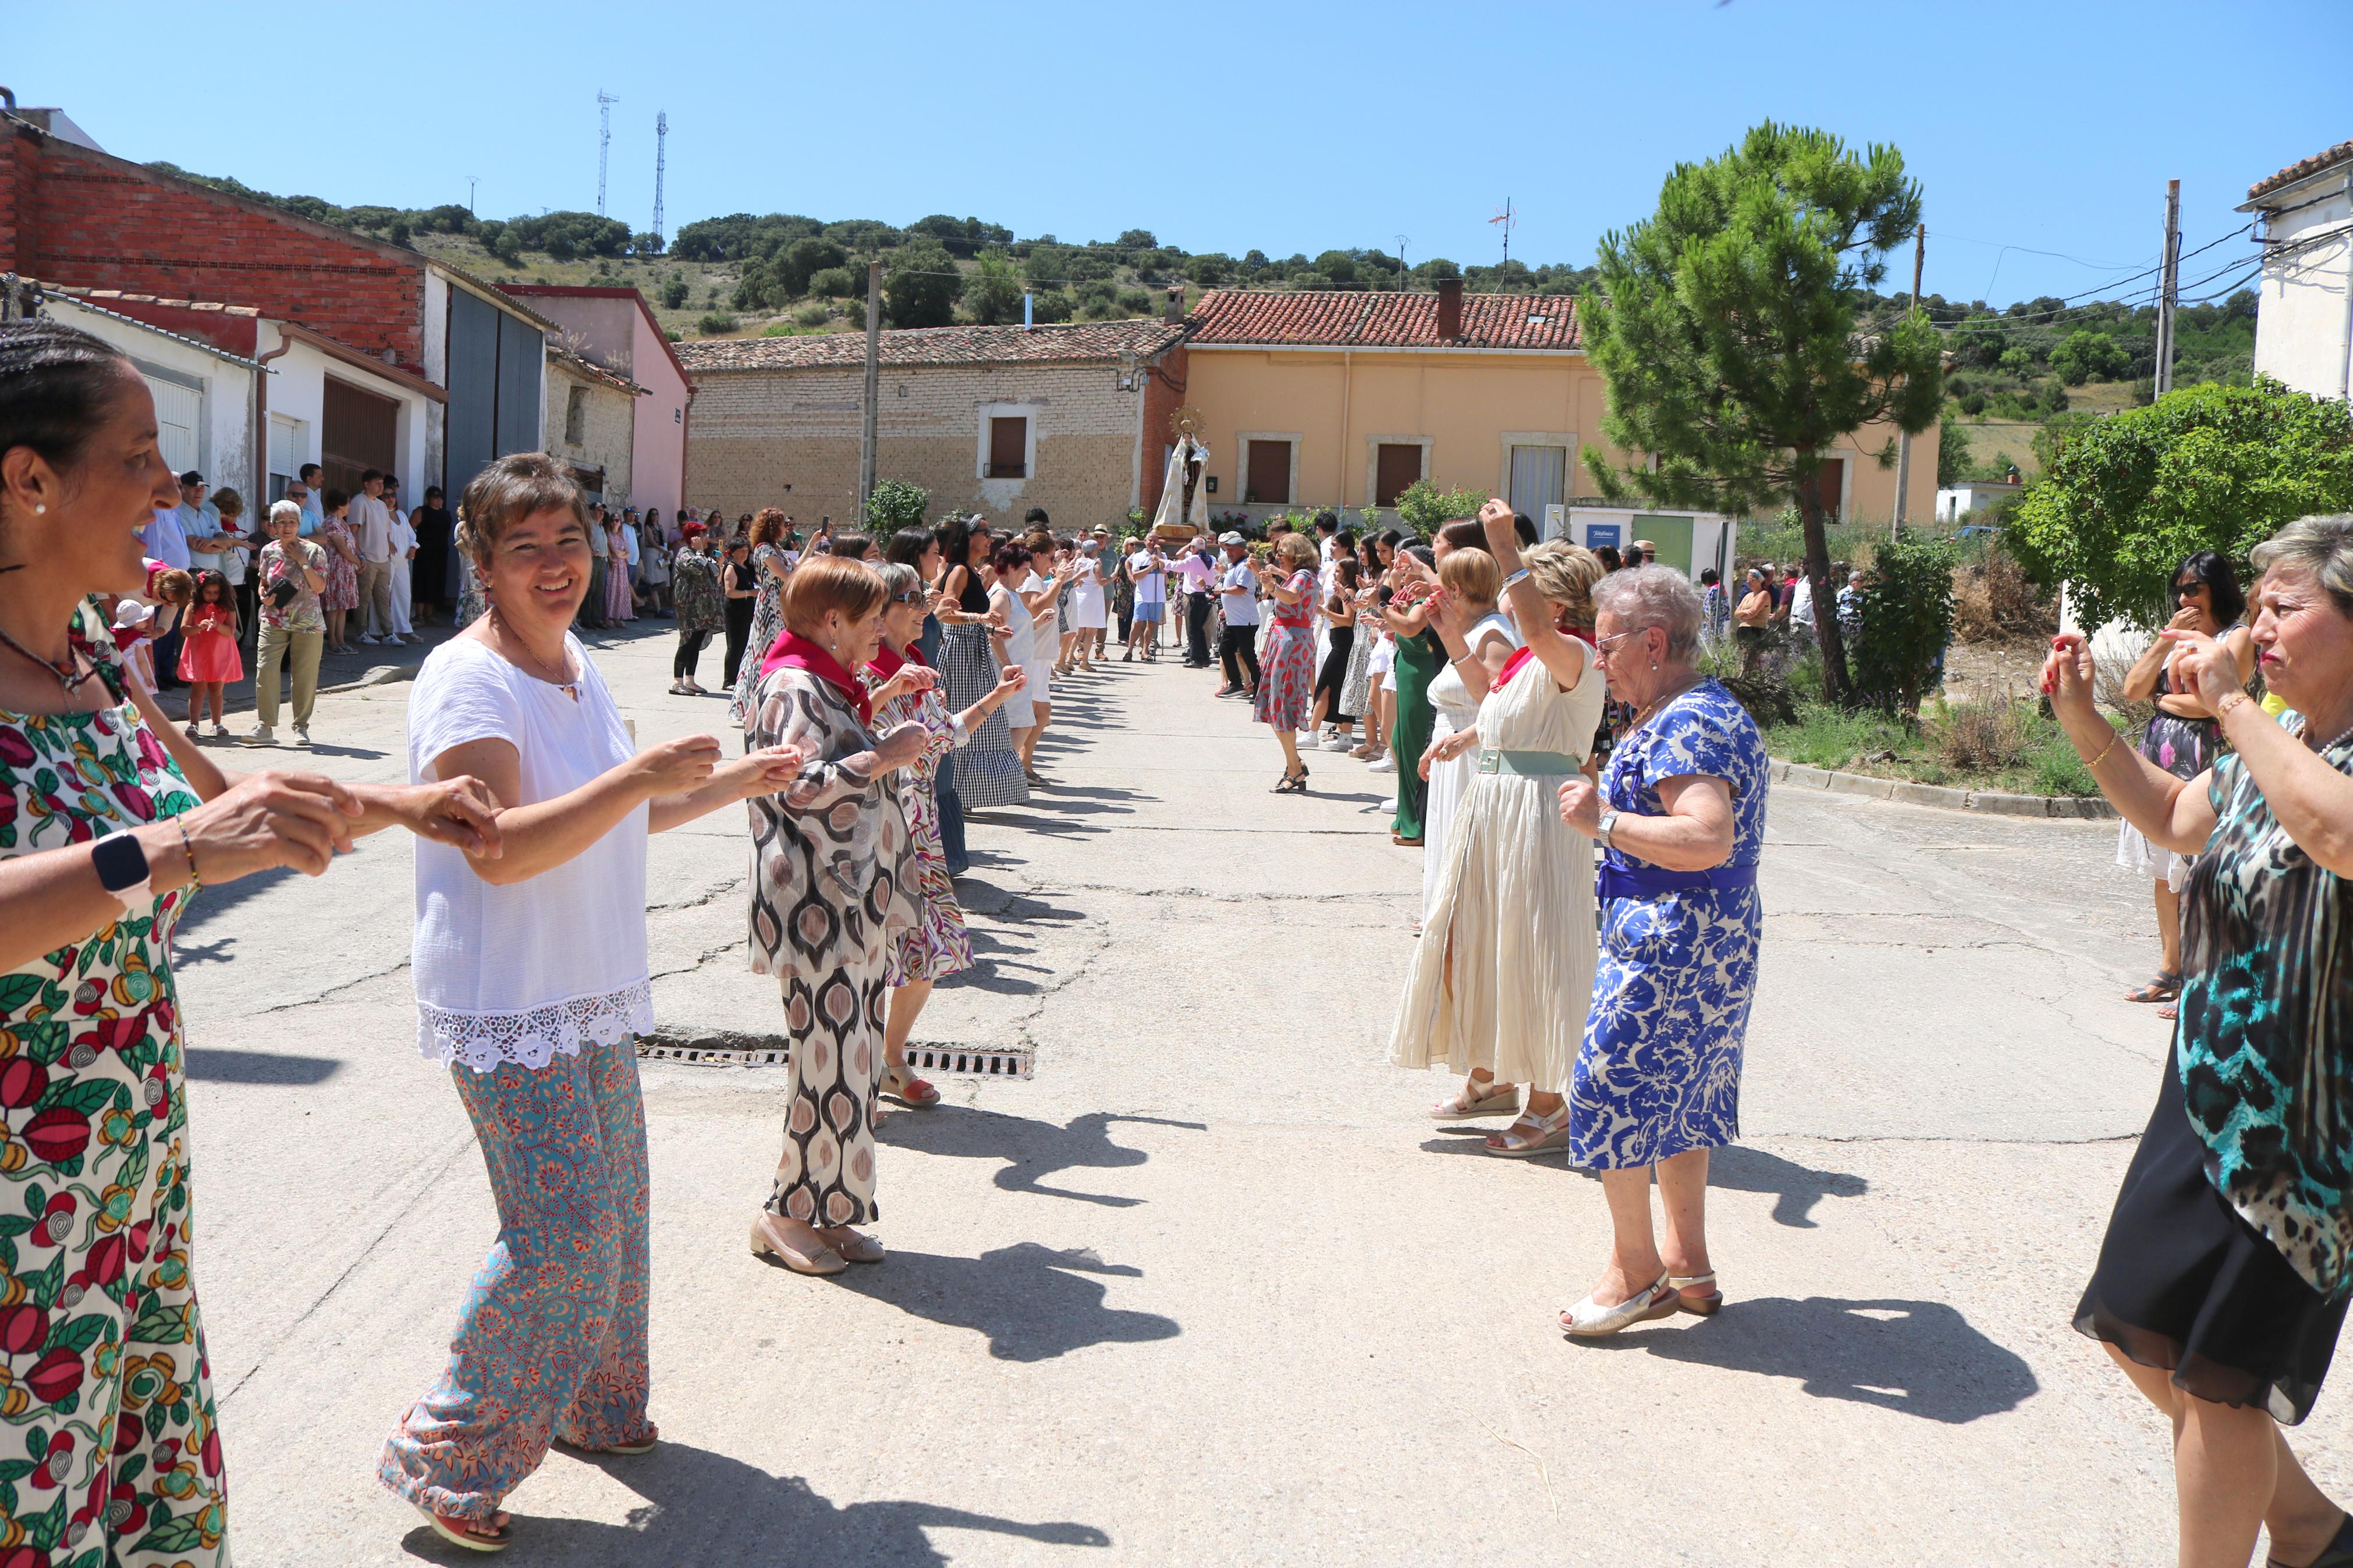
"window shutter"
1245,440,1292,504
1375,443,1424,506
988,417,1028,478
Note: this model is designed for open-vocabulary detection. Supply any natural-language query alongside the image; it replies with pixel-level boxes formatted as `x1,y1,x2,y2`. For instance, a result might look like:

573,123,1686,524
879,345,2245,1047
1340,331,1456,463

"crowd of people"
7,315,2353,1566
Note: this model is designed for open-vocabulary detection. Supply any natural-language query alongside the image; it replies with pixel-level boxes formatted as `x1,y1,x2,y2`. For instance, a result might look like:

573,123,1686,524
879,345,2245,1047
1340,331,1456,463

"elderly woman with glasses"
1550,560,1770,1337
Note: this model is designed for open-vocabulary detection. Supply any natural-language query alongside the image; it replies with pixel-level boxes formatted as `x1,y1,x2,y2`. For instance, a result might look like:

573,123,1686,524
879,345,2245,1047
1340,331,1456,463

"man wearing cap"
1213,532,1261,697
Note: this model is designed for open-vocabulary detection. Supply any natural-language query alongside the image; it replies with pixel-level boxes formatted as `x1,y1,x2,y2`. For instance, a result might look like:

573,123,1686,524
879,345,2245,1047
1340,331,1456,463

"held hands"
2157,625,2246,713
1557,777,1606,838
630,734,723,797
354,777,505,858
872,666,940,707
713,744,806,801
182,770,367,880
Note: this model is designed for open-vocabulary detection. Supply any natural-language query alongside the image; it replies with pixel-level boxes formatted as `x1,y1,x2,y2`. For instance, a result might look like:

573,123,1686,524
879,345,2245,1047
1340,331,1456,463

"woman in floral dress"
0,319,502,1564
727,509,793,722
316,489,361,652
743,557,927,1277
864,564,1025,1110
668,522,725,695
1250,534,1320,794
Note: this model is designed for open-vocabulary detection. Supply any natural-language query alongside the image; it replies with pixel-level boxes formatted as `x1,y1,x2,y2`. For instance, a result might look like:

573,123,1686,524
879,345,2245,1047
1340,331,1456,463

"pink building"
503,285,695,518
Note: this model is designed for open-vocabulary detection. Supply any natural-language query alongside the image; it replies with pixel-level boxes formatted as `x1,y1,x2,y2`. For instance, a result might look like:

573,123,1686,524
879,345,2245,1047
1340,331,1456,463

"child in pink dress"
176,569,244,737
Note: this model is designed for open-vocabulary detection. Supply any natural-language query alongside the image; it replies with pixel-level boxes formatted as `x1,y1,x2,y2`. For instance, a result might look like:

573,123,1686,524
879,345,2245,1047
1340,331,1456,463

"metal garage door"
144,374,202,475
445,289,499,497
496,311,542,459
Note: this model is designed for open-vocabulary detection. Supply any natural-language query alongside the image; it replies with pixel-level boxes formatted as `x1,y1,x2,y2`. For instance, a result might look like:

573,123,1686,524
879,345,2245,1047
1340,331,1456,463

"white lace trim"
415,979,655,1074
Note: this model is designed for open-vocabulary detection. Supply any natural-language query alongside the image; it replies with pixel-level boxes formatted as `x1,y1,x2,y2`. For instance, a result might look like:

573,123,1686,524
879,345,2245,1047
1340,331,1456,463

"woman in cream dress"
1391,526,1607,1160
1418,547,1520,925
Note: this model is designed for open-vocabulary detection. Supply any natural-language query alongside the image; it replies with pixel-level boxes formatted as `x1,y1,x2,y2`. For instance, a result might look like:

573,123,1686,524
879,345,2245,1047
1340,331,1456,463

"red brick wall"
0,129,38,276
25,140,424,369
1140,342,1190,520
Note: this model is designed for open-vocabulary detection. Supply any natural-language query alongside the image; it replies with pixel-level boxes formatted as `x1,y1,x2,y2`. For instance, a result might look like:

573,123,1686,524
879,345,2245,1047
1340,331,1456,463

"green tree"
2049,329,2131,386
1937,407,1974,486
884,243,962,328
1580,122,1943,706
964,252,1025,326
2007,378,2353,631
1850,531,1958,717
1186,253,1236,287
864,479,931,531
1393,479,1488,537
659,276,689,310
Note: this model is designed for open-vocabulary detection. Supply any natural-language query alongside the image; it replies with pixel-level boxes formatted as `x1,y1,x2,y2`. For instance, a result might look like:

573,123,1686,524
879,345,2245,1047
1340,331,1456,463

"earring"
33,506,44,515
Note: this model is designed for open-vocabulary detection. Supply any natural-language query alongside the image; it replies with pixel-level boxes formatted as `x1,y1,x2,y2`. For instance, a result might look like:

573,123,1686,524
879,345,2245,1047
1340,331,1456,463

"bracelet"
1500,568,1531,592
2083,729,2123,770
2214,692,2252,723
175,816,201,890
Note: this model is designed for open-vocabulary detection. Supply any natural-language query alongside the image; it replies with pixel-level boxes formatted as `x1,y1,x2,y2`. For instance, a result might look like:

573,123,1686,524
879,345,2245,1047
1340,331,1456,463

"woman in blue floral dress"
1543,546,1768,1339
0,321,501,1566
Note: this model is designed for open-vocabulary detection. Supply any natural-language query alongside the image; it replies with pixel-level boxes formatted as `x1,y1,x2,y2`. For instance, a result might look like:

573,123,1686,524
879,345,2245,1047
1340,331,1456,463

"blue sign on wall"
1584,521,1622,552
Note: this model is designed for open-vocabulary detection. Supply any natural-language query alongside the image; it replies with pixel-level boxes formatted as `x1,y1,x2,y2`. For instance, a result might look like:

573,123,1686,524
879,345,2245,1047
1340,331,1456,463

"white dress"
1069,559,1108,630
1390,643,1606,1091
1021,571,1059,695
991,580,1037,731
387,510,416,635
408,637,652,1072
1421,613,1520,920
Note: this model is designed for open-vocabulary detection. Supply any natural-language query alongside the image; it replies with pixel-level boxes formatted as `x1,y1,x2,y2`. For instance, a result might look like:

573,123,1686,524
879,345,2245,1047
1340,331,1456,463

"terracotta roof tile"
676,318,1187,372
1186,289,1580,350
2248,138,2353,202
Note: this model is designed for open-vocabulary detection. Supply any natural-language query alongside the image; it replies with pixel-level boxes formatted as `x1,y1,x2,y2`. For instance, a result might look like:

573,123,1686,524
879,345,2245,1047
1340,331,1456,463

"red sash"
1497,625,1593,689
759,631,873,726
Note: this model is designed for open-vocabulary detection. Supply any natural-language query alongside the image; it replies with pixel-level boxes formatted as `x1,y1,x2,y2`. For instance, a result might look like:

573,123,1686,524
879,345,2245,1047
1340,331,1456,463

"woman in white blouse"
378,454,800,1555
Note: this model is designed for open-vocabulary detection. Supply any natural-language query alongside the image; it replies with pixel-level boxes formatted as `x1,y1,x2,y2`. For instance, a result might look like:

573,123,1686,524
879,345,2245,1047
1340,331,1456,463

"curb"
1769,759,2115,820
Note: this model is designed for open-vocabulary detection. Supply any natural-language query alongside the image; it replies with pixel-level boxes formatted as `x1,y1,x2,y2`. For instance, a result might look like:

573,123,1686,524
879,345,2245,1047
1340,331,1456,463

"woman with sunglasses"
2116,551,2254,1019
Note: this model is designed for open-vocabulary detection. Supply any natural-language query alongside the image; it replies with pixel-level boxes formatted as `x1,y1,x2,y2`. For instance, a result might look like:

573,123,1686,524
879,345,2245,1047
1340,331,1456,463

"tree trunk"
1797,488,1854,706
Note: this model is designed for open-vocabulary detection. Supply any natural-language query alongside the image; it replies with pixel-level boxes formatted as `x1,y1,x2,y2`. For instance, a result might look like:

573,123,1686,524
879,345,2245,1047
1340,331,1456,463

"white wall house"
48,294,256,491
255,322,441,507
1935,481,2024,522
2241,138,2353,402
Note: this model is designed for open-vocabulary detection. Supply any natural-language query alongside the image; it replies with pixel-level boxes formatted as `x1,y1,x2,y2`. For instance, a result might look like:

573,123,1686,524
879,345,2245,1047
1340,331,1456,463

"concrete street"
171,621,2344,1566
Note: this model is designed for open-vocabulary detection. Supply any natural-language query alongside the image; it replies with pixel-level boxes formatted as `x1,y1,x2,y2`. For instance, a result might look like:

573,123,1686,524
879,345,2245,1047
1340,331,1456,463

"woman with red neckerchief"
741,557,932,1278
1390,514,1608,1165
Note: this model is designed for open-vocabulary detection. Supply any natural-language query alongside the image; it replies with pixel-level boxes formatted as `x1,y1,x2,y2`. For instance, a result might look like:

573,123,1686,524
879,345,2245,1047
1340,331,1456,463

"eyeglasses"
889,588,925,605
1593,629,1645,660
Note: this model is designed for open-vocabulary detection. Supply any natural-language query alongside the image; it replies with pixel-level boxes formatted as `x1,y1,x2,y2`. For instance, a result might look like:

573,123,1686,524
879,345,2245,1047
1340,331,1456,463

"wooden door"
1244,439,1291,504
988,416,1028,478
1374,443,1424,506
321,376,398,496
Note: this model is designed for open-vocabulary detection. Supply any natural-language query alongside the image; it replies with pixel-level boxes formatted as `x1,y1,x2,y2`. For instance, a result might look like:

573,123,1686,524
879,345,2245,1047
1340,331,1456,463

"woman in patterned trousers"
743,557,928,1277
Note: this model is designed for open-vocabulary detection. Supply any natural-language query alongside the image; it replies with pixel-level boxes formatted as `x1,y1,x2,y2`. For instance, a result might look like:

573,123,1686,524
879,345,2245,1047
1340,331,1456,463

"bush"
695,311,737,336
884,243,962,329
1950,543,2057,642
2050,329,2131,386
1028,289,1076,324
794,303,831,327
963,252,1024,326
1934,698,2028,773
1392,478,1490,536
1851,531,1958,716
1116,287,1152,314
659,276,688,310
808,267,858,298
864,479,930,532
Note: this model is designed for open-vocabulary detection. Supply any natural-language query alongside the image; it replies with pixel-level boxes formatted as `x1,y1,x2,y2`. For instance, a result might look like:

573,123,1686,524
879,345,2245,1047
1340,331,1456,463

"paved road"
172,624,2344,1566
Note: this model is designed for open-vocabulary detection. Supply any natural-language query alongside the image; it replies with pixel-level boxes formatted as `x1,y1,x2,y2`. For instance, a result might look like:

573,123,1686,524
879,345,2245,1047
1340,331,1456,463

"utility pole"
858,261,883,511
1490,198,1516,270
651,112,668,248
466,175,478,214
2153,178,2182,397
1395,233,1410,289
1892,222,1926,537
596,91,619,218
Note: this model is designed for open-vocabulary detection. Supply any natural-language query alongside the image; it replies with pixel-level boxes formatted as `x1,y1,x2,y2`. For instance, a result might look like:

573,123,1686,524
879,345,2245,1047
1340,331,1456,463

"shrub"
1950,543,2057,642
760,321,800,337
1958,390,1988,415
1117,287,1153,314
1935,698,2028,773
1393,478,1490,536
808,267,858,298
695,311,737,336
1851,531,1958,716
794,303,831,327
884,242,962,328
864,479,930,531
1028,289,1076,324
659,276,688,309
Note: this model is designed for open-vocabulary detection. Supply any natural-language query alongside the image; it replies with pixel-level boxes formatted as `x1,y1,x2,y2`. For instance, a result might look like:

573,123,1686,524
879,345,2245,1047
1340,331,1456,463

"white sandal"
1561,1272,1678,1338
1669,1271,1723,1315
1431,1080,1518,1121
1484,1104,1570,1158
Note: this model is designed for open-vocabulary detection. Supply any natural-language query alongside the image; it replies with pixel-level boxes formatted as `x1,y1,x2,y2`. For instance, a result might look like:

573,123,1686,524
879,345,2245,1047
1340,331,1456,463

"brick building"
677,318,1190,528
503,286,695,519
0,104,550,503
544,349,646,509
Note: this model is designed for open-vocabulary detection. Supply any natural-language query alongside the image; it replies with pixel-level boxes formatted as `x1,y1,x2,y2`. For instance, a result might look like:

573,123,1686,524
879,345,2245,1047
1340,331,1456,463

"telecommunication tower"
652,112,668,246
596,91,619,216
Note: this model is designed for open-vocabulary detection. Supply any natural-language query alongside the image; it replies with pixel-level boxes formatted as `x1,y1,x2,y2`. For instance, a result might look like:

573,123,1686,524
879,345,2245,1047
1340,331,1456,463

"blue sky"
16,0,2347,307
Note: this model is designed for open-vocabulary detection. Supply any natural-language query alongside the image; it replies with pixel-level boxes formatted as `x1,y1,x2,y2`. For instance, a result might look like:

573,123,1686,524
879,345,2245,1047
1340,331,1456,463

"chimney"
1435,277,1464,341
1163,285,1185,325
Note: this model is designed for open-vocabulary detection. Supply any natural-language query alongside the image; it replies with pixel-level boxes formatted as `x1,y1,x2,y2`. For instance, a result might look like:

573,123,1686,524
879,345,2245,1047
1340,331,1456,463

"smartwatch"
91,832,152,913
1597,810,1620,852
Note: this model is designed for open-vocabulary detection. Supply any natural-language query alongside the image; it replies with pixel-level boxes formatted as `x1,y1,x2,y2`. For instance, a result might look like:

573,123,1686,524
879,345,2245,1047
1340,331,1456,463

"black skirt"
1315,625,1355,718
2075,1057,2349,1424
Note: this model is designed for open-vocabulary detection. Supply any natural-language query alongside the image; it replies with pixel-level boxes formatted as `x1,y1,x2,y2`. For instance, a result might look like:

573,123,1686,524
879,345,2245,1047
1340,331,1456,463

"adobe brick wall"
688,358,1149,529
19,137,423,369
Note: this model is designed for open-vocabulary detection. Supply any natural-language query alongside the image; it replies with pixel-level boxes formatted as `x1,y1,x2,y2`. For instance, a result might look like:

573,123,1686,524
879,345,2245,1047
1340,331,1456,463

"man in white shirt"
176,472,228,575
1213,533,1261,697
1790,568,1817,632
1124,539,1167,662
350,470,396,643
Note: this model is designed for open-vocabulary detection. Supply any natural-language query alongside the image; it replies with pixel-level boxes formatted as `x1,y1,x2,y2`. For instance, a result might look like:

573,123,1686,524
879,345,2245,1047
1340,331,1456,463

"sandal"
1669,1271,1723,1316
2125,972,2181,1004
418,1507,511,1553
1561,1272,1678,1338
2157,1002,2180,1022
1432,1080,1518,1121
882,1068,941,1108
2270,1510,2353,1568
1485,1104,1570,1158
1272,770,1308,795
1391,834,1423,847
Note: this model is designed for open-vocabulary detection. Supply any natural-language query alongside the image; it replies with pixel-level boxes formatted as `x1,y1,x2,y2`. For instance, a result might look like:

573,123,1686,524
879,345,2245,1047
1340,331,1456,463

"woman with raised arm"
1417,543,1520,923
1382,544,1443,842
1553,559,1769,1338
1251,534,1322,794
2057,514,2353,1568
379,454,800,1554
0,321,502,1566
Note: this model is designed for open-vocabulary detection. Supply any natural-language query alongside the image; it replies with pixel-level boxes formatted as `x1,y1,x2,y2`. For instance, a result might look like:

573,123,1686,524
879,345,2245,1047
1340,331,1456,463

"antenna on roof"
1489,199,1516,270
652,112,668,248
596,90,620,217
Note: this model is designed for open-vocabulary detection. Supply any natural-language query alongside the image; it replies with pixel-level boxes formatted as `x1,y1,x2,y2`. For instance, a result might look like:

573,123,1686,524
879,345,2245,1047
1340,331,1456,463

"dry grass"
1934,695,2031,773
1951,549,2058,642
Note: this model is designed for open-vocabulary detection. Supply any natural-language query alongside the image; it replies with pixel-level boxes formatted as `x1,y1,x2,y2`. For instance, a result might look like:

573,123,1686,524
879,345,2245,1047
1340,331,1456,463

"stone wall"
545,365,637,506
688,358,1147,530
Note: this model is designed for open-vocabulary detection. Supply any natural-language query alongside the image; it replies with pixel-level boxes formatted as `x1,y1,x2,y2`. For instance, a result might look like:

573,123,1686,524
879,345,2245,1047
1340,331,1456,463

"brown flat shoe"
748,1214,845,1276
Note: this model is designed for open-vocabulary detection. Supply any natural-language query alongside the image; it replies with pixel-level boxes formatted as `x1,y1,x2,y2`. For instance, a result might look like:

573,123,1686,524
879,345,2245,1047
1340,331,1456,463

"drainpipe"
2341,174,2353,403
253,325,292,507
1338,350,1352,519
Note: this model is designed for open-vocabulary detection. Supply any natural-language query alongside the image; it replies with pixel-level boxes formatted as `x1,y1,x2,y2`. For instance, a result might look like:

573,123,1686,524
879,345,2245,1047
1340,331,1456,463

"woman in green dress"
1384,543,1443,845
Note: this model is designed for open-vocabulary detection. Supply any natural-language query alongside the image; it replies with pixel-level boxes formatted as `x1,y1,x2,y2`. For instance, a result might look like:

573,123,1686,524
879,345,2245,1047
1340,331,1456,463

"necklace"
1628,670,1705,733
490,609,579,698
0,620,92,694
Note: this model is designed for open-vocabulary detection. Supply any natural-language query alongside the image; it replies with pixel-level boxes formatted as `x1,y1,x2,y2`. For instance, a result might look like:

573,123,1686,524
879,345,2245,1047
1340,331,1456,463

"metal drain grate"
636,1036,1033,1080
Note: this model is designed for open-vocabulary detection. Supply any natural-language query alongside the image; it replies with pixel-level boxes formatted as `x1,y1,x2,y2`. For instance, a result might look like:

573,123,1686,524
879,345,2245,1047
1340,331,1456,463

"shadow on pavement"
1708,1146,1871,1228
1599,1296,2040,1424
185,1047,339,1085
887,1109,1206,1208
836,1242,1180,1362
169,865,298,966
443,1445,1109,1564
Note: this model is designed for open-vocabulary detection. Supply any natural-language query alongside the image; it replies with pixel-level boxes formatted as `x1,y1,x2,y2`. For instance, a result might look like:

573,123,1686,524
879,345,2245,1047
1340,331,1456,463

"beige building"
1186,281,1938,572
544,349,645,509
677,319,1190,528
